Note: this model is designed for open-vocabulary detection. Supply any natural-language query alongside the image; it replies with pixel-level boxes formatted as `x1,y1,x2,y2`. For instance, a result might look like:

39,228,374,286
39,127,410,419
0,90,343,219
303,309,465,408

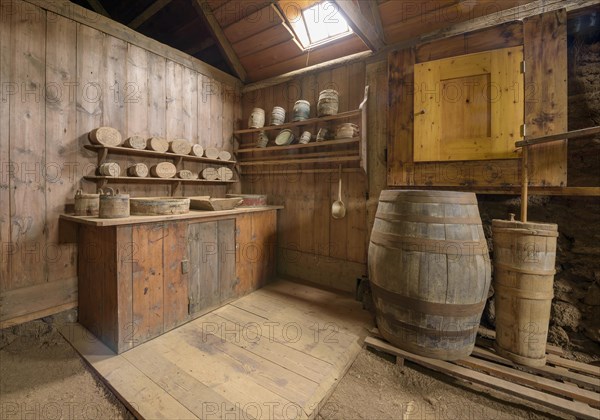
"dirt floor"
0,311,583,420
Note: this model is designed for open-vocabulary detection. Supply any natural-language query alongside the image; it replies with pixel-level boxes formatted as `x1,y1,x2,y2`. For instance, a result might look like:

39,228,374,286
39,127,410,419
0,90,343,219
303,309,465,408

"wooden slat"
163,222,189,331
239,156,361,167
0,277,77,324
471,345,600,392
132,224,165,342
0,0,11,292
59,323,198,420
218,219,237,301
416,21,524,63
237,137,360,153
233,24,294,58
222,3,282,44
83,145,237,164
523,8,568,186
365,337,600,420
455,357,600,407
188,221,220,314
45,11,78,287
516,126,600,147
8,1,47,290
387,47,415,186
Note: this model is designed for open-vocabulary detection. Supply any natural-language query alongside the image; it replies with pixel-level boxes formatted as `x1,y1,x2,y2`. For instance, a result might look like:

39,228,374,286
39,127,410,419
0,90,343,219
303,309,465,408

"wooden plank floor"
60,280,373,419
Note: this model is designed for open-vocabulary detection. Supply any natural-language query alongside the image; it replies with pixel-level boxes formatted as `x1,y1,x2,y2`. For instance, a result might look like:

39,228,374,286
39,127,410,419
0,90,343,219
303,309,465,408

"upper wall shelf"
234,86,369,176
233,110,362,135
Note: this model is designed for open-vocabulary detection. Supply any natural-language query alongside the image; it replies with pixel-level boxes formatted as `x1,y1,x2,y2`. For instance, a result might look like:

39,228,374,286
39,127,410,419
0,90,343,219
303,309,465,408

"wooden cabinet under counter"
61,207,281,353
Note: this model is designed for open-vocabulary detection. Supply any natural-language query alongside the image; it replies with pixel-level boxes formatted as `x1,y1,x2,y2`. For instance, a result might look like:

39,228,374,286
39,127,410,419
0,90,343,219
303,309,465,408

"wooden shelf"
84,145,236,165
84,176,236,184
236,137,360,153
84,144,238,195
234,86,370,179
233,109,361,135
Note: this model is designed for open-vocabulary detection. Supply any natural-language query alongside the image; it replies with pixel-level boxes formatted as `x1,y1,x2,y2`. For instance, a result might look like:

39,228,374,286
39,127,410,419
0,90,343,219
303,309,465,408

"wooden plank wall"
240,63,368,292
0,0,241,327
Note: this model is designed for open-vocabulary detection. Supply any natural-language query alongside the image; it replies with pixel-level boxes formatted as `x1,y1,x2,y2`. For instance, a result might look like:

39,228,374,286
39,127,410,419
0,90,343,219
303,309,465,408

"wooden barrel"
98,188,130,219
368,190,491,360
317,89,339,116
492,217,558,367
74,190,99,216
248,108,265,128
292,100,310,121
150,162,177,178
88,127,122,146
270,106,286,125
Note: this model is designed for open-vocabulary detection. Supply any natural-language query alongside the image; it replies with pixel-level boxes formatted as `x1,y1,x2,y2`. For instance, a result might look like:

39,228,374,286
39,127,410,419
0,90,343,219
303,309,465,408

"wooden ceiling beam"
85,0,110,18
128,0,174,30
333,0,385,51
357,0,386,43
184,38,216,56
192,0,248,82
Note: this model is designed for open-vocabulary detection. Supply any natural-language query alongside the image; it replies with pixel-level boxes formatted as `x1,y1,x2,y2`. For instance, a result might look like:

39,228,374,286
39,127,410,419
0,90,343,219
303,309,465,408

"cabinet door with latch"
187,219,236,316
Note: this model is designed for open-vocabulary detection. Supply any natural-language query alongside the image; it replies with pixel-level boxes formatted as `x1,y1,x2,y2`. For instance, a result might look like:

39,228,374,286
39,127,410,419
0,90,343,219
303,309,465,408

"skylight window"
285,1,352,49
303,2,351,45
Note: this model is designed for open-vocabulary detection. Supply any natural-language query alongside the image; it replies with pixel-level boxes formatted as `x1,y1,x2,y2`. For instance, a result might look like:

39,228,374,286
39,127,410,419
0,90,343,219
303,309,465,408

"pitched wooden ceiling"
72,0,537,82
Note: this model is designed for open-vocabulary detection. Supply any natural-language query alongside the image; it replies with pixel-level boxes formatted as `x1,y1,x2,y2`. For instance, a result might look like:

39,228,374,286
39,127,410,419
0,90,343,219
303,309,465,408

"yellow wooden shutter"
413,46,524,162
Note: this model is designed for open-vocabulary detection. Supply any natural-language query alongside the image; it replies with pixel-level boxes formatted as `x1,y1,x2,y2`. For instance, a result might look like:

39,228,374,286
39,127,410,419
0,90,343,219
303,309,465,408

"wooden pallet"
364,334,600,420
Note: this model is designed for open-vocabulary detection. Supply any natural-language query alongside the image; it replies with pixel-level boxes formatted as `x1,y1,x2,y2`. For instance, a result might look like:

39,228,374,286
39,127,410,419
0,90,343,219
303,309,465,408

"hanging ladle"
331,165,346,219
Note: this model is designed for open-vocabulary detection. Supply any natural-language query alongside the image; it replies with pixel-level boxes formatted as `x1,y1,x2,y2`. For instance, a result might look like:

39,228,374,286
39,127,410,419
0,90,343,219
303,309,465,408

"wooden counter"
64,207,281,353
60,206,283,226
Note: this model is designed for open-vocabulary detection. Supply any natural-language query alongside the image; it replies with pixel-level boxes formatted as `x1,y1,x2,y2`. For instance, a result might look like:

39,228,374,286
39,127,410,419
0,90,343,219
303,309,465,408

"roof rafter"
129,0,174,30
191,0,248,82
85,0,110,18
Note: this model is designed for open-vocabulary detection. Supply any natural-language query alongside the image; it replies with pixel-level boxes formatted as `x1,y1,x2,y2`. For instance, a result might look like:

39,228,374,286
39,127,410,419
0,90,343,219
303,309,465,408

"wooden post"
521,147,529,222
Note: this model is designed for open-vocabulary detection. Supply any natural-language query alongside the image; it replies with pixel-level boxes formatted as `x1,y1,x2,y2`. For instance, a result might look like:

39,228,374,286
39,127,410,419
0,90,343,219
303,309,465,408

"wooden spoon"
331,165,346,219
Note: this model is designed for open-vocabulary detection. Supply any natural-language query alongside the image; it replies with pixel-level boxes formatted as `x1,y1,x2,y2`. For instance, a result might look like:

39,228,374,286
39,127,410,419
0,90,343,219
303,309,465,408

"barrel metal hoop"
376,212,483,225
494,282,554,301
379,191,478,205
377,310,480,339
371,282,486,317
370,231,488,256
494,263,556,276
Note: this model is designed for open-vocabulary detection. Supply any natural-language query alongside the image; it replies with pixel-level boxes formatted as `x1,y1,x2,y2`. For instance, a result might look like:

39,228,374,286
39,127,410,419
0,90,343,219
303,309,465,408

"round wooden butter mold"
150,162,177,178
89,127,122,147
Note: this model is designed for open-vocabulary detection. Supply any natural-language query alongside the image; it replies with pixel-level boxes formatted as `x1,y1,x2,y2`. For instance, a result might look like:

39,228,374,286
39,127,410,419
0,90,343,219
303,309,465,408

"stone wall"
480,18,600,356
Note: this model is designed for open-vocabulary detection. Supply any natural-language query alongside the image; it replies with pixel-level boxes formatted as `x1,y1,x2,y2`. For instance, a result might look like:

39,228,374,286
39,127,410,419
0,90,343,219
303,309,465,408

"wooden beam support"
516,126,600,148
333,0,385,51
85,0,110,18
184,38,216,57
128,0,173,30
358,0,385,43
192,0,248,82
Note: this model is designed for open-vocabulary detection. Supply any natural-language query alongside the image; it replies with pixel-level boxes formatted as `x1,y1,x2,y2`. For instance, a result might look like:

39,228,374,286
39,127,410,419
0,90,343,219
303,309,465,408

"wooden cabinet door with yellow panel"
414,46,523,162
